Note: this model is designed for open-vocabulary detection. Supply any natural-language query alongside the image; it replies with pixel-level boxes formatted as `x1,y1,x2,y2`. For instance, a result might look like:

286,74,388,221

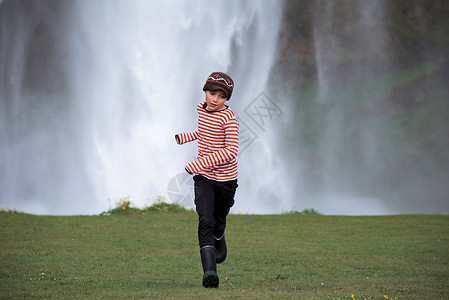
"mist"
1,1,448,215
269,0,449,215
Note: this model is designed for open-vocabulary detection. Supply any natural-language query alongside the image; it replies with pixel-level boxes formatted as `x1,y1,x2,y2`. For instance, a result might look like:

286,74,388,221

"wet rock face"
267,0,449,214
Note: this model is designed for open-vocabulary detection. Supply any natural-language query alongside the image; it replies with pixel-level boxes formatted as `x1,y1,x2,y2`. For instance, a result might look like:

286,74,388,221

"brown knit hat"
202,72,234,100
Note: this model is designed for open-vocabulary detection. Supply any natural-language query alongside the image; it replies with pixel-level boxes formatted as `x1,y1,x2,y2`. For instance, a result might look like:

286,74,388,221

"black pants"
193,175,238,248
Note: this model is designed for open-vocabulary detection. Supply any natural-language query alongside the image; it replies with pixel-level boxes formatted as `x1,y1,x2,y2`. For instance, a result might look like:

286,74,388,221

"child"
175,72,239,288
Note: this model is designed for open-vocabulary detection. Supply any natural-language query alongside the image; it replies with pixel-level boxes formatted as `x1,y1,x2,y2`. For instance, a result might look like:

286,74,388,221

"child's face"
205,90,227,111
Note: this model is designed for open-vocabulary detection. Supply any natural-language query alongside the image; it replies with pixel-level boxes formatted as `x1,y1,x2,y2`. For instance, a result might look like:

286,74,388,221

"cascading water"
272,1,449,215
2,1,447,216
0,1,283,215
308,1,392,214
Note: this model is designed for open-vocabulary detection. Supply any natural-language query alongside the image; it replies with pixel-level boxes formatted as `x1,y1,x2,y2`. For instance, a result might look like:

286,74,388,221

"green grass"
1,212,448,299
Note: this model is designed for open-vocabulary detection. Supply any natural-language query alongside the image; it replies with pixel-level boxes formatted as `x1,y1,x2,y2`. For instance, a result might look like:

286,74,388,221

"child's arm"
185,119,238,174
175,132,199,145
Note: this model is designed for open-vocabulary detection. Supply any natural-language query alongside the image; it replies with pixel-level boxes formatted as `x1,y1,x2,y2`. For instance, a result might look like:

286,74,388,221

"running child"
175,72,239,288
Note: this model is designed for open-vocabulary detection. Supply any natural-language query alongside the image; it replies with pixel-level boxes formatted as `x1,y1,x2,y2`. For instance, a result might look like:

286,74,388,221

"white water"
4,1,445,216
0,1,283,215
308,1,392,215
276,1,449,215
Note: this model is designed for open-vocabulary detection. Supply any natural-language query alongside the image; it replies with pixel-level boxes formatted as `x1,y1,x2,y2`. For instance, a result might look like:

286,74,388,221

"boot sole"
203,271,219,288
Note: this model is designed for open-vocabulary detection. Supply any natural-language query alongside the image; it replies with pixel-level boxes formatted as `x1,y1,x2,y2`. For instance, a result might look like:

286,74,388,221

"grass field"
1,211,448,299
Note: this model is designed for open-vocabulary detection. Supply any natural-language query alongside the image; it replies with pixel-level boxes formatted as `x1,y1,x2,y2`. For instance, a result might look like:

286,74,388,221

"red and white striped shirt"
176,102,239,181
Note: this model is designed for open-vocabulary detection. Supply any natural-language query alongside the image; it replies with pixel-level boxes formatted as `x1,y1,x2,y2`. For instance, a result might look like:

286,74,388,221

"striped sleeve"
175,131,199,145
185,118,238,173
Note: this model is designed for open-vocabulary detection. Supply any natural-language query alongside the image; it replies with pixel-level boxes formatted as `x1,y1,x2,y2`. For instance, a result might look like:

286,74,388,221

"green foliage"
101,195,193,215
144,198,191,213
0,205,25,216
283,207,322,215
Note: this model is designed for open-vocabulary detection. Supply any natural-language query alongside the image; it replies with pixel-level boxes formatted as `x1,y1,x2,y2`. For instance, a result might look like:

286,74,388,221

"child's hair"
202,72,234,100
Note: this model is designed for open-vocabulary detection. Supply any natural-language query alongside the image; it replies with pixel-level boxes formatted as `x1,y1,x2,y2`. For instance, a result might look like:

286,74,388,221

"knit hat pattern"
202,72,234,100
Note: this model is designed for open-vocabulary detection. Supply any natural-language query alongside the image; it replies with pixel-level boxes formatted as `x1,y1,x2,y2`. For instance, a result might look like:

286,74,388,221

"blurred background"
1,0,448,215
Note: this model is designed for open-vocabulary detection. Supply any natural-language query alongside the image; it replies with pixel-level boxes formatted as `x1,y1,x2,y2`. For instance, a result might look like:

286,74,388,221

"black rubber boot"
200,246,219,288
214,234,227,264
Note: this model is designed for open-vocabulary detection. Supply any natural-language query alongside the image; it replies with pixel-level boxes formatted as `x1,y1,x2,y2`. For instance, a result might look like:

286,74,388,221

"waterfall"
308,1,392,214
4,1,446,215
0,1,283,215
274,0,449,215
